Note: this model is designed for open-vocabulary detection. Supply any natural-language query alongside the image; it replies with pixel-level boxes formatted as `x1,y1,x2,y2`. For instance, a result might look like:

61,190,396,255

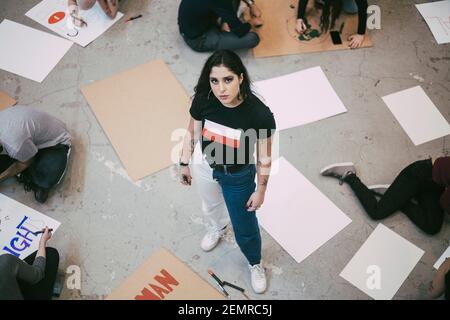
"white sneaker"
320,162,356,185
249,263,267,294
368,184,390,195
201,226,227,252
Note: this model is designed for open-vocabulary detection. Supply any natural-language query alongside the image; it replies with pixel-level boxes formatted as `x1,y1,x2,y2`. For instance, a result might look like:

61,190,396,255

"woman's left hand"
348,34,364,49
246,191,265,212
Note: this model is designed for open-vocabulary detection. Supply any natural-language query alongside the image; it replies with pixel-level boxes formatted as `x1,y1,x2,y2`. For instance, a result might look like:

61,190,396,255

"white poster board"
253,66,347,131
434,245,450,270
0,193,61,260
0,19,72,82
340,224,424,300
257,157,352,263
382,86,450,145
26,0,123,47
416,0,450,44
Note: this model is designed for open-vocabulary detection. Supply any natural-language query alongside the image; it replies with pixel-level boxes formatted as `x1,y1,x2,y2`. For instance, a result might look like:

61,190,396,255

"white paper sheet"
382,86,450,146
257,157,352,263
253,66,347,131
340,224,424,300
0,19,72,82
416,0,450,44
0,193,61,260
434,245,450,270
26,0,123,47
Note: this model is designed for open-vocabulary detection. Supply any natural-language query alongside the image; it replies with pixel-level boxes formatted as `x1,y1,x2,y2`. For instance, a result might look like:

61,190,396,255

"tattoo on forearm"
258,177,269,187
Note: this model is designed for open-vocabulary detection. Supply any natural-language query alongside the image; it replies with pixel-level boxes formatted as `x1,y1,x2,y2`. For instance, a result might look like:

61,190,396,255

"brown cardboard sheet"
81,60,190,181
253,0,373,58
106,248,226,300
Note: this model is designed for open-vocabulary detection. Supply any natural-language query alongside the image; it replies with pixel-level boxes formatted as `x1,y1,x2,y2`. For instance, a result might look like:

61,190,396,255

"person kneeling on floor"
0,106,71,203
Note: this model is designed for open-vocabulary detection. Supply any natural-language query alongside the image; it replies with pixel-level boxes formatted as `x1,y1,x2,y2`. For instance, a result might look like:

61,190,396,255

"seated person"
296,0,368,49
178,0,261,52
0,106,72,203
320,157,450,235
0,228,59,300
68,0,120,27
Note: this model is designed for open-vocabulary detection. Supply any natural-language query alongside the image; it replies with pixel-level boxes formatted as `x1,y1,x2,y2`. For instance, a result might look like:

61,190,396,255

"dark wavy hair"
194,50,253,100
320,0,343,33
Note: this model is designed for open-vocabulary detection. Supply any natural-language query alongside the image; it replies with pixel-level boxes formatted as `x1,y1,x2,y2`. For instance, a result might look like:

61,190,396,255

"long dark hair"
320,0,343,33
194,50,253,100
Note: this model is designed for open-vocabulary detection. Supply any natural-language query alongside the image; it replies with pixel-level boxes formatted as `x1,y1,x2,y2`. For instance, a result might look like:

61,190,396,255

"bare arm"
16,228,52,285
179,117,201,186
68,0,77,6
256,136,272,194
429,258,450,299
246,136,273,211
0,159,33,183
180,117,195,164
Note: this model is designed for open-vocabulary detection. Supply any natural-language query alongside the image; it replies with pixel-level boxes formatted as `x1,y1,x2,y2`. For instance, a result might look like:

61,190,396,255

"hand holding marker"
34,228,53,235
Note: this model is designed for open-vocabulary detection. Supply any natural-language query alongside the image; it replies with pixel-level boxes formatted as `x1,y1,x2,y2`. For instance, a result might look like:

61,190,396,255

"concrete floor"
0,0,449,300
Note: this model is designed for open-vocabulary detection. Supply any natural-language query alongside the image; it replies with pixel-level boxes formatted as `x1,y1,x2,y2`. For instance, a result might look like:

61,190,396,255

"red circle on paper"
48,12,65,24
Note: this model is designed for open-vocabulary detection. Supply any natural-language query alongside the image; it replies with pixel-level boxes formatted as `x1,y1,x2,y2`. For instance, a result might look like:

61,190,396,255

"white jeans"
190,144,229,232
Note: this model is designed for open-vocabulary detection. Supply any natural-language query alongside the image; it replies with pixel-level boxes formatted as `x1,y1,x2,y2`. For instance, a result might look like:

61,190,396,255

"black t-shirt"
178,0,251,39
190,94,276,166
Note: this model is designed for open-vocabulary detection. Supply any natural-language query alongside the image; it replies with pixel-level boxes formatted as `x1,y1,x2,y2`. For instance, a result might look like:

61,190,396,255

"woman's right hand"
180,166,192,186
39,227,52,247
296,19,307,34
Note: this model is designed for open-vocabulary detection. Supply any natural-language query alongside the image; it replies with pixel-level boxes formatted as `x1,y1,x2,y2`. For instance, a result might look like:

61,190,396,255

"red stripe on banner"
202,128,240,149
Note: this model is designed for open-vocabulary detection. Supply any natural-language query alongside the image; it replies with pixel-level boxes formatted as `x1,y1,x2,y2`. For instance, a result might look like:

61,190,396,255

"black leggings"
345,159,445,235
0,144,70,190
18,248,60,300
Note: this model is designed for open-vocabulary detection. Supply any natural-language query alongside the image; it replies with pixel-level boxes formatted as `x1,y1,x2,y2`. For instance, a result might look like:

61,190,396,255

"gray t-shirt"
0,106,71,162
0,254,46,300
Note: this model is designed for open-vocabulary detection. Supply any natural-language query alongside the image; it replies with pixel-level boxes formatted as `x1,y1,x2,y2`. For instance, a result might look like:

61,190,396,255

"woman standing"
179,50,276,294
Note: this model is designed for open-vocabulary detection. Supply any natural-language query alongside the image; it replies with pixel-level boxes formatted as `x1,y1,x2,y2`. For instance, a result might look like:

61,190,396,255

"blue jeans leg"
343,0,358,14
213,165,261,265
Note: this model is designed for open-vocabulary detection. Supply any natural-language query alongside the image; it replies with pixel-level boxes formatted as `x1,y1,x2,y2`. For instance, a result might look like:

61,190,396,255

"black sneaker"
34,188,49,203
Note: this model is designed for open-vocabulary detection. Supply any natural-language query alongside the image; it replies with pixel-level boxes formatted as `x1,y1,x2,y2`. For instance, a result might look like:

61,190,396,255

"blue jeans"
213,164,261,265
315,0,358,14
343,0,358,14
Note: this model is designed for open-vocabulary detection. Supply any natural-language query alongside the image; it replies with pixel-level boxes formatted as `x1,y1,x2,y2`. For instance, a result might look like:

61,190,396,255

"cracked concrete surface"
0,0,449,300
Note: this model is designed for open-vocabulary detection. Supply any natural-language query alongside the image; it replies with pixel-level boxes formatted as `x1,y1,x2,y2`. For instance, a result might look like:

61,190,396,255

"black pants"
18,248,60,300
0,144,70,190
345,159,445,235
182,28,260,52
181,1,260,52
